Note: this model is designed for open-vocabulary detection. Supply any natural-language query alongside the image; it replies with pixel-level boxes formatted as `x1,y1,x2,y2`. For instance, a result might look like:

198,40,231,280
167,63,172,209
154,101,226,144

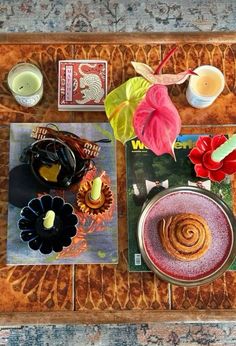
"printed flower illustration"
189,135,236,182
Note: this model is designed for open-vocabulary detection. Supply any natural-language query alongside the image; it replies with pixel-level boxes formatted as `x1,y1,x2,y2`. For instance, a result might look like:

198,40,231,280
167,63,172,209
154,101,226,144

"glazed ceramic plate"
137,186,236,286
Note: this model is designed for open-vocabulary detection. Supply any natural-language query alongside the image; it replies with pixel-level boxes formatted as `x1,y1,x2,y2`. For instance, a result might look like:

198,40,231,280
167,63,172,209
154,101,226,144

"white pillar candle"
7,63,43,107
186,65,224,109
211,134,236,162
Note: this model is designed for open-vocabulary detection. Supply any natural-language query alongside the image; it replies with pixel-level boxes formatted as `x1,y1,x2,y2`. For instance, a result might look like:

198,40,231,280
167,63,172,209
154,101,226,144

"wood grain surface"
0,32,236,323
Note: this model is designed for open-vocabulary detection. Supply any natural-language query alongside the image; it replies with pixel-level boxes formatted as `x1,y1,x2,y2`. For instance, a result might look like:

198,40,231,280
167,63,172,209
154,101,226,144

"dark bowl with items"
30,138,76,188
23,138,91,189
18,194,78,255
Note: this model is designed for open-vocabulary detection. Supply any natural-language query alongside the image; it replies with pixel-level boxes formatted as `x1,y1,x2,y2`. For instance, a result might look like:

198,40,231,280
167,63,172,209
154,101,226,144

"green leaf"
104,77,150,144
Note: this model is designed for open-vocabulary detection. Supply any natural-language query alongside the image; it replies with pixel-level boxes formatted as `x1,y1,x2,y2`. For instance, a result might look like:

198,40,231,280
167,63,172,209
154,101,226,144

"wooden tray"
0,32,236,324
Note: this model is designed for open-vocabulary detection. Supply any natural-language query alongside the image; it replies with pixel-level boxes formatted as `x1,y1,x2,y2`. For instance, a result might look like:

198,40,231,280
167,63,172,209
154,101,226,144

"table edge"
1,32,236,44
0,310,236,325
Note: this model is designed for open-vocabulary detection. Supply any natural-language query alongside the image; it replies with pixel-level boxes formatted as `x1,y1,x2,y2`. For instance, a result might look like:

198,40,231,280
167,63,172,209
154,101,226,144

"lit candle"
186,65,224,108
7,63,43,107
90,177,102,201
211,134,236,162
43,210,55,229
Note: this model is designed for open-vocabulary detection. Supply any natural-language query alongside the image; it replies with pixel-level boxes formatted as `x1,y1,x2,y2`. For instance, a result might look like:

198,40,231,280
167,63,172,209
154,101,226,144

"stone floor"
1,0,236,345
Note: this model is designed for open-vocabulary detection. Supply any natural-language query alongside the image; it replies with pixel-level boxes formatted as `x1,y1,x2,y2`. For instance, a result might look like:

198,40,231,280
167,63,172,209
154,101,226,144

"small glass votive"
186,65,224,109
7,63,43,107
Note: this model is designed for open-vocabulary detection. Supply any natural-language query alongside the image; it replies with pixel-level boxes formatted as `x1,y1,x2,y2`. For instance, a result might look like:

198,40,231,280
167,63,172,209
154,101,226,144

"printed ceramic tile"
116,142,126,218
0,44,74,124
0,217,6,264
75,120,169,311
0,263,73,311
160,43,236,126
171,271,236,309
73,110,106,123
75,253,170,311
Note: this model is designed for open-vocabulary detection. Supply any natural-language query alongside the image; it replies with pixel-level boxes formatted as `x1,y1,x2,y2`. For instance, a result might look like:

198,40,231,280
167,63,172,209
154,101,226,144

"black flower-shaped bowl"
18,194,78,255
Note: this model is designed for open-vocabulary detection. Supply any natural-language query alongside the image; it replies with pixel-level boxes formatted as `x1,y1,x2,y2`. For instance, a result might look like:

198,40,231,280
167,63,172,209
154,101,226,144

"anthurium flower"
133,84,181,157
131,61,197,85
104,77,150,144
104,46,195,157
189,135,236,182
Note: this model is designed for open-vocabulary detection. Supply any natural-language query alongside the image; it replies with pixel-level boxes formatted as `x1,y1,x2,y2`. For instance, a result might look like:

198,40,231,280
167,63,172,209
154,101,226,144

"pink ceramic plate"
138,186,236,286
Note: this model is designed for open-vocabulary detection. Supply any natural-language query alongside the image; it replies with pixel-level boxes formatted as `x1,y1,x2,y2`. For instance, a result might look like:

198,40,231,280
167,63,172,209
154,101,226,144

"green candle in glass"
8,63,43,107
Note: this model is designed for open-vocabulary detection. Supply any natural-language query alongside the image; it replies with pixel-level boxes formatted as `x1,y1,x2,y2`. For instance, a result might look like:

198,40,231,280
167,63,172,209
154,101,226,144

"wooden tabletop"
0,32,236,324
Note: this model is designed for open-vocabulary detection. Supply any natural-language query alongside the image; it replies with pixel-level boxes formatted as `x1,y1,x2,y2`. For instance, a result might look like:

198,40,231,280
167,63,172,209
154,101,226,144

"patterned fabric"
1,0,236,344
0,0,235,32
1,323,236,345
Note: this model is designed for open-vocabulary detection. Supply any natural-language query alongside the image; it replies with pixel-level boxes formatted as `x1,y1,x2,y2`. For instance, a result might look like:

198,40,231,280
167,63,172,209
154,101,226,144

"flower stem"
154,46,178,75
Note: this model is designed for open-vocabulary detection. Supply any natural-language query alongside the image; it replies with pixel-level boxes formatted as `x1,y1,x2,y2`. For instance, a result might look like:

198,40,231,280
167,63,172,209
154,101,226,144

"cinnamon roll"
158,213,211,261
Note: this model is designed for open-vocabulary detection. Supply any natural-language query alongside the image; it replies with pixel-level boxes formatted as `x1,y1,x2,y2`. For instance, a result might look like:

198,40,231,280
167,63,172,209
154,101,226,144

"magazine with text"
126,134,235,272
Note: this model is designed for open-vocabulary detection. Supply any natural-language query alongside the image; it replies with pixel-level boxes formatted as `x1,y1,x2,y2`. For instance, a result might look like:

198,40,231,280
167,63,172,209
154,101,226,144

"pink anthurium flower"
133,84,181,157
105,46,196,157
189,135,236,182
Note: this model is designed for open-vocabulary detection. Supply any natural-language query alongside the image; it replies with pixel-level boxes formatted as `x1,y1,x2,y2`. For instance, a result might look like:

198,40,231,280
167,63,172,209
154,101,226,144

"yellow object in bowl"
39,163,61,182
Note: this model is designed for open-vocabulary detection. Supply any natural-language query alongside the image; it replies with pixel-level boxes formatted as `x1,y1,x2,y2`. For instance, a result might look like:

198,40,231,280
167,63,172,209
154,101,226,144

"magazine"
126,134,234,272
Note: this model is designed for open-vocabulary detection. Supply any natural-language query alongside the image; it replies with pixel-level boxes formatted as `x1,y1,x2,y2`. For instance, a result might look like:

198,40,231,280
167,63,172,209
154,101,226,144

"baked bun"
158,213,211,261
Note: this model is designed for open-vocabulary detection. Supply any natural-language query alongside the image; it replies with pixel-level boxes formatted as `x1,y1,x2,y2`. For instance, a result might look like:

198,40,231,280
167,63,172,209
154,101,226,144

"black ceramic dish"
18,194,78,255
9,164,50,208
30,138,77,188
21,138,91,189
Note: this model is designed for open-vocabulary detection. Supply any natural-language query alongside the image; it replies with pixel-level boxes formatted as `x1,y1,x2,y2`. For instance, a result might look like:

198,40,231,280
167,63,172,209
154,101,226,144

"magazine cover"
7,123,118,265
126,134,234,272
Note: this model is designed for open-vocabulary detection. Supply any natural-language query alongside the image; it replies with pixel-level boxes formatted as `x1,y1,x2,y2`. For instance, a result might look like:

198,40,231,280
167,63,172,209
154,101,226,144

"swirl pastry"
158,213,211,261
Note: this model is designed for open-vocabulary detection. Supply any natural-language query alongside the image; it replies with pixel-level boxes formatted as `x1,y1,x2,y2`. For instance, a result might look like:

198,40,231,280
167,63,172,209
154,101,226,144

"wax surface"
90,177,102,201
12,71,41,96
190,69,223,97
43,210,55,229
211,134,236,162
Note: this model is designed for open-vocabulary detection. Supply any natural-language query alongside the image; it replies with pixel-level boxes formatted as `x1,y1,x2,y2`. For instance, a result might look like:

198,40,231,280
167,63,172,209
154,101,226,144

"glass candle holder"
7,63,43,107
186,65,224,109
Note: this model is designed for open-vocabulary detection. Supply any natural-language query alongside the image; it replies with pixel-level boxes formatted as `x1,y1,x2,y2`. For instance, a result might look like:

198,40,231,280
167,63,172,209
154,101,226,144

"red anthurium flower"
133,84,181,157
189,135,236,182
